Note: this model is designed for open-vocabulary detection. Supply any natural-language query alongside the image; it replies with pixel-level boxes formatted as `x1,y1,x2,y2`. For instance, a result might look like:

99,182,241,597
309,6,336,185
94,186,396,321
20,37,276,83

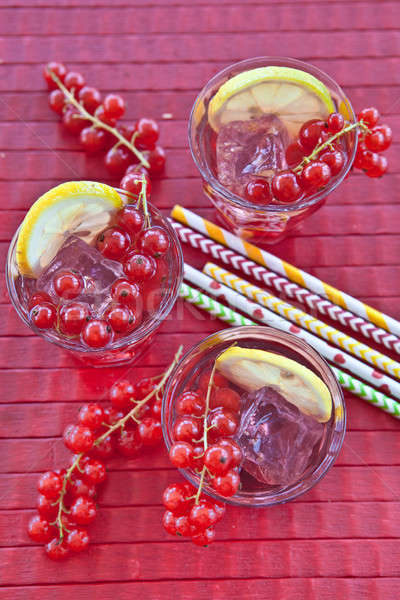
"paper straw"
170,219,400,355
172,205,400,338
183,264,400,402
203,262,400,380
179,280,400,420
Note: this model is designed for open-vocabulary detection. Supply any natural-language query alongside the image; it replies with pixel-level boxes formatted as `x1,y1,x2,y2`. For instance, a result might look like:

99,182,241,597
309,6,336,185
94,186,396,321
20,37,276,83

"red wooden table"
1,0,400,597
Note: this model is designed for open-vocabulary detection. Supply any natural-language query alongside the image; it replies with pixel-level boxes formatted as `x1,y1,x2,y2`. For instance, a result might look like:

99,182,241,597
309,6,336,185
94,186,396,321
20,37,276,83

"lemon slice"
216,346,332,423
16,181,123,278
208,66,335,136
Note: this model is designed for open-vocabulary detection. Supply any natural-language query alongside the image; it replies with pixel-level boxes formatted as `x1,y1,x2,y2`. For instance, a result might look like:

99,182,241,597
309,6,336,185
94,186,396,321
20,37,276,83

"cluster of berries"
162,367,243,546
28,181,170,348
27,349,182,560
44,62,165,188
245,107,391,205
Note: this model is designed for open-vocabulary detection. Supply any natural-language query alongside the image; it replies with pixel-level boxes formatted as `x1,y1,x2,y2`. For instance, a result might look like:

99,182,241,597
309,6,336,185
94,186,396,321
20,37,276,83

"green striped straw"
179,282,400,420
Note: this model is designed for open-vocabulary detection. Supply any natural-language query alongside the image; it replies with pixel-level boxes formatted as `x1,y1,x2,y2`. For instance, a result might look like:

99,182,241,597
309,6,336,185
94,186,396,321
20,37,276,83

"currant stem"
293,119,369,173
194,363,216,505
48,70,150,169
54,453,83,542
94,345,183,445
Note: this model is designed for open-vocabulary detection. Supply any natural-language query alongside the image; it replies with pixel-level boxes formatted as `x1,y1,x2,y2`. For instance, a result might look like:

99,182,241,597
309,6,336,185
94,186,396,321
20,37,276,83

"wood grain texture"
1,0,400,597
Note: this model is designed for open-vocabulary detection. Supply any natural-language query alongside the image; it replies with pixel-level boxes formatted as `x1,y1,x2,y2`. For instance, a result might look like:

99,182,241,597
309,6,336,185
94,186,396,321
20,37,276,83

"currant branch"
194,362,216,504
47,69,150,169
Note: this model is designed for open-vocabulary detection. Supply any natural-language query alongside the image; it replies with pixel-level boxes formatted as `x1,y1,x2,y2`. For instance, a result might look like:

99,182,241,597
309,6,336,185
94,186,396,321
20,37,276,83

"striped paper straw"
183,264,400,402
172,205,400,338
203,262,400,380
179,281,400,420
170,219,400,355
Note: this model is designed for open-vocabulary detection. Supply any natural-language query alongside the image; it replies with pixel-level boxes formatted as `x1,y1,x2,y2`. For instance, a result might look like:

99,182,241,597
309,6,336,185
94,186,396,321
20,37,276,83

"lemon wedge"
16,181,123,278
208,66,335,136
216,346,332,423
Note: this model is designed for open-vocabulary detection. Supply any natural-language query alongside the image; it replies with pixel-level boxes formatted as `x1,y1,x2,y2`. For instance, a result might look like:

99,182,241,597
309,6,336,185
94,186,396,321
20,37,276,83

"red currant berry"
48,89,65,115
212,469,240,497
105,146,132,176
169,441,194,468
285,140,306,168
300,160,331,191
198,371,229,391
27,515,56,543
244,179,272,204
138,417,162,446
151,398,162,419
103,406,125,426
28,291,52,310
37,494,58,520
356,149,379,171
210,388,240,412
70,496,96,525
64,71,85,92
125,164,149,177
123,252,156,282
327,112,345,133
30,303,56,329
358,107,380,128
64,424,95,453
81,319,113,348
68,476,96,499
173,416,201,443
80,127,107,153
136,226,170,258
59,302,90,335
189,499,218,530
37,471,62,499
299,119,327,151
62,108,88,135
191,444,205,471
82,458,106,485
94,104,117,127
120,172,151,198
90,434,114,460
103,94,125,120
135,118,160,150
66,528,90,553
45,538,70,561
162,483,191,515
109,380,135,409
78,86,101,113
96,227,131,261
78,403,104,431
191,526,215,546
208,409,238,438
365,154,388,178
204,443,232,476
173,515,191,537
146,146,166,174
105,305,137,334
176,391,205,417
115,427,143,457
43,62,67,89
116,205,145,236
162,510,178,535
132,379,155,402
213,501,226,522
53,271,83,299
365,125,392,152
111,278,140,307
271,171,302,203
319,149,345,176
218,438,242,467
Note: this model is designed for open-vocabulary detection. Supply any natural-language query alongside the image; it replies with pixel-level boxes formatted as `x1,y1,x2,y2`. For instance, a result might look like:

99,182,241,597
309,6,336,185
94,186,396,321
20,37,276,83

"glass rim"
188,56,358,214
162,325,346,507
5,197,184,355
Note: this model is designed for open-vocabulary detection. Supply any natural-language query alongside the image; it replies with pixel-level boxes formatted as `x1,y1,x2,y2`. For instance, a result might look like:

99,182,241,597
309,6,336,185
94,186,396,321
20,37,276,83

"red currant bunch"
28,348,183,560
353,107,391,178
162,365,243,547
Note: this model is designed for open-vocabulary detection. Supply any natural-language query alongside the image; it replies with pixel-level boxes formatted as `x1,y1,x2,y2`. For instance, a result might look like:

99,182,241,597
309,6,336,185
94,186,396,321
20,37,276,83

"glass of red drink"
189,57,358,244
162,326,346,506
6,181,183,367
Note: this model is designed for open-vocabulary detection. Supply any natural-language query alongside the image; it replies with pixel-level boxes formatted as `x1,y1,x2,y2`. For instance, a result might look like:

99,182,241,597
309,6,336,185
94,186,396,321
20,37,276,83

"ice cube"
216,115,289,198
36,236,124,314
236,386,324,486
